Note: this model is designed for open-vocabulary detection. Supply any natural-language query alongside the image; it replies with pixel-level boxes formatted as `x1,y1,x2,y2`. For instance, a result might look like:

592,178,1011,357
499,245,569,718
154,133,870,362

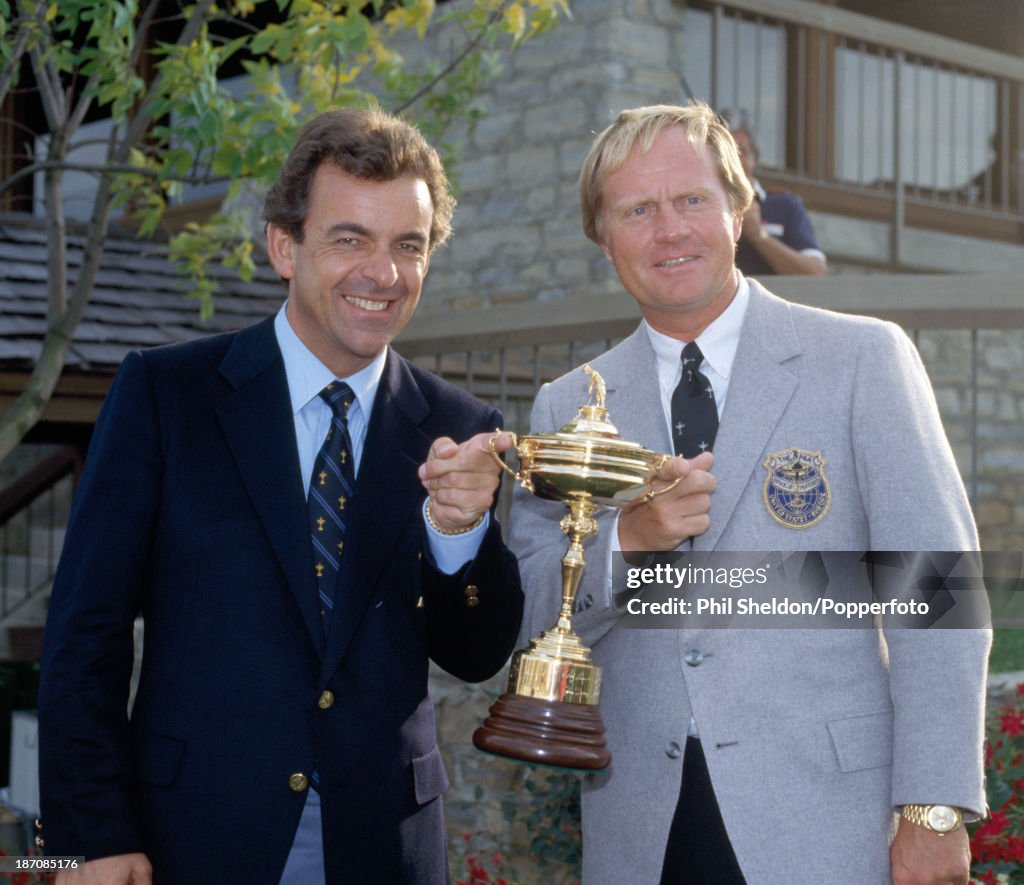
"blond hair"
578,101,753,243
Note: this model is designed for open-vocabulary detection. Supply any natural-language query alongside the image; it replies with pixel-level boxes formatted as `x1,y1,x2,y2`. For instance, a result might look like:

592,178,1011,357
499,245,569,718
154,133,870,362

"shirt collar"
644,275,750,401
695,275,749,380
752,177,767,203
273,303,386,420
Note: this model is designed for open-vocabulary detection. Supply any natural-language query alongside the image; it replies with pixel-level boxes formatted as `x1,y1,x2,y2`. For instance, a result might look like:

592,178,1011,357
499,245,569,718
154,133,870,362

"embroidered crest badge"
763,448,831,529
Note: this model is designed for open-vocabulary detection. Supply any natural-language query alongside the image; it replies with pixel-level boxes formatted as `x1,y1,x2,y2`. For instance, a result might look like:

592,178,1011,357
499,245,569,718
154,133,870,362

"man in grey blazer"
507,102,989,884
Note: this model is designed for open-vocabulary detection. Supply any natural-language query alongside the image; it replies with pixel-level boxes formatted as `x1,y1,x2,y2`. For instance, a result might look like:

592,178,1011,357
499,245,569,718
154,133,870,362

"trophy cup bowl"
473,366,676,770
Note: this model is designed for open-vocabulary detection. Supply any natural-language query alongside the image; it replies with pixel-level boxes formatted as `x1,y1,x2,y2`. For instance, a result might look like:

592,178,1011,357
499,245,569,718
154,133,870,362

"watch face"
927,805,958,832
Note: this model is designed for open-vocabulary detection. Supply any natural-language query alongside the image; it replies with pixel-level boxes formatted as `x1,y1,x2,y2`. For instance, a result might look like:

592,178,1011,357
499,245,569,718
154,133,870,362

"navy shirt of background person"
722,107,827,278
735,180,825,277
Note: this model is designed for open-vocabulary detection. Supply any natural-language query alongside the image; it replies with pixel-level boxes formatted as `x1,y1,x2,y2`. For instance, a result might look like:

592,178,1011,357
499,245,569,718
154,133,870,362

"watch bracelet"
900,803,964,832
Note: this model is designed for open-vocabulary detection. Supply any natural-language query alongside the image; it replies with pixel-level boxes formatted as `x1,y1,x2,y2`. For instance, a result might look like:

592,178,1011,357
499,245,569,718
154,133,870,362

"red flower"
1000,708,1024,737
980,810,1009,837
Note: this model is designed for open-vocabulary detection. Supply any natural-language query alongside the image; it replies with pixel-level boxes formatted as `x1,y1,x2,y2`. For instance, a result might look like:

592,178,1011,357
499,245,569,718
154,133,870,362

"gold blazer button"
288,772,309,792
318,690,335,710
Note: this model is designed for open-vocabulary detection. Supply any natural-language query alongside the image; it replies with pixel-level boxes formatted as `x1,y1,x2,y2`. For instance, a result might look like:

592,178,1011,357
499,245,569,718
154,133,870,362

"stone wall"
418,0,691,315
921,328,1024,553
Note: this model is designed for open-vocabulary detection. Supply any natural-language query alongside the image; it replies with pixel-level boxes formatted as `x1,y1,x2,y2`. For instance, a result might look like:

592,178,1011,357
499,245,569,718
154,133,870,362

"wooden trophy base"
473,692,611,770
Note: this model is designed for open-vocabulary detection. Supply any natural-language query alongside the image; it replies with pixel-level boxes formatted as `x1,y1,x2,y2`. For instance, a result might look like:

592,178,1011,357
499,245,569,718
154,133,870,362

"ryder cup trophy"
473,366,677,770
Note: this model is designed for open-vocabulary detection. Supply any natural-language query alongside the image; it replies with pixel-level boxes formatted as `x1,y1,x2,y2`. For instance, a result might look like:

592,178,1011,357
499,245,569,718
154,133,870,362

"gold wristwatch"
900,804,964,834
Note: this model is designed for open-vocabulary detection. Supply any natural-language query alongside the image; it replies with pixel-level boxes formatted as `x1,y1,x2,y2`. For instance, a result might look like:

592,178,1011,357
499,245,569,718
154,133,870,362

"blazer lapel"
321,352,433,679
694,282,801,550
597,327,673,455
216,317,326,658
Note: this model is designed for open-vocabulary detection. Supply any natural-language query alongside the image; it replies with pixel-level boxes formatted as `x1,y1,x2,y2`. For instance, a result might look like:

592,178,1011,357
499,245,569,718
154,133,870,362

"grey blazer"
507,281,990,884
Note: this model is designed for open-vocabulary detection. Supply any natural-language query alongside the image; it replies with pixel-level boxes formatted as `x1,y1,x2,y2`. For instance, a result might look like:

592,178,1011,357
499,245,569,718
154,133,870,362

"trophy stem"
555,497,599,634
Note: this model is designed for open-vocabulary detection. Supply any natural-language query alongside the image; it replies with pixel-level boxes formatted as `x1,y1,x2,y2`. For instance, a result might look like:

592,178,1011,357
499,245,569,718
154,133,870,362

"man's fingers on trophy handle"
488,429,518,478
645,475,684,503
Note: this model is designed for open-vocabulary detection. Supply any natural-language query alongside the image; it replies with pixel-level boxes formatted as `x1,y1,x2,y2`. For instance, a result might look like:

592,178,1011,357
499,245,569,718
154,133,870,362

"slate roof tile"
1,218,283,373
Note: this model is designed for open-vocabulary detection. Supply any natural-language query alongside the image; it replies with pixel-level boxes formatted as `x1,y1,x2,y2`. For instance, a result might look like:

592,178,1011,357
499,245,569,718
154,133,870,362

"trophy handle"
488,429,519,478
643,454,684,502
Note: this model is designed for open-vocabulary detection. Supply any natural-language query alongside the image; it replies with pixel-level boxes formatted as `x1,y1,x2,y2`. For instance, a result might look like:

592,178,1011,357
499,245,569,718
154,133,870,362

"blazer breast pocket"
826,709,894,773
411,746,450,806
134,727,187,787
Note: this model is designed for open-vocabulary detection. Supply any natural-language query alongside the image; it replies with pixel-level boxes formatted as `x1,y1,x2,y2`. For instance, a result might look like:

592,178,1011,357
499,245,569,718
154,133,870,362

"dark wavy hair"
262,106,455,252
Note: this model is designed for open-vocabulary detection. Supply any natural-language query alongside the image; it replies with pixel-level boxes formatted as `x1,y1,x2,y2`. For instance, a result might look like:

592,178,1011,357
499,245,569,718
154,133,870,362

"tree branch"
130,0,162,71
390,8,501,116
115,0,216,165
18,0,65,131
0,159,232,199
0,5,36,108
43,151,68,317
68,0,161,134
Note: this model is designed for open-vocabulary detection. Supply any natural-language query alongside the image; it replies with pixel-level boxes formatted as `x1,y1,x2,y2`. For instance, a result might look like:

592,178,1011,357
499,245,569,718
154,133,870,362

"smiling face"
598,126,742,340
266,162,433,378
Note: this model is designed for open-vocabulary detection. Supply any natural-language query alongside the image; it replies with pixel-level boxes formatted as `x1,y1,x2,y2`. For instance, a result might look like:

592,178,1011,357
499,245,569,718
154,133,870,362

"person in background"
722,107,827,277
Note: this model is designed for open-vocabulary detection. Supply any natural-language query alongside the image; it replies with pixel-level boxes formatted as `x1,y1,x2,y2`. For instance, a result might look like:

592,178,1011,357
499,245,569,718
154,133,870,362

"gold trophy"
473,366,677,770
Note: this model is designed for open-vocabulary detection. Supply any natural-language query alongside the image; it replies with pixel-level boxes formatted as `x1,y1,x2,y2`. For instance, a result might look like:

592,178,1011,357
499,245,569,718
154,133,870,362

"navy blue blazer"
38,316,523,884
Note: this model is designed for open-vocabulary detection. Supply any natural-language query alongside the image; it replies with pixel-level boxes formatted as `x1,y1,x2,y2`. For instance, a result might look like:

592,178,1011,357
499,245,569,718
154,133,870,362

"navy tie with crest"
671,341,719,458
308,382,355,632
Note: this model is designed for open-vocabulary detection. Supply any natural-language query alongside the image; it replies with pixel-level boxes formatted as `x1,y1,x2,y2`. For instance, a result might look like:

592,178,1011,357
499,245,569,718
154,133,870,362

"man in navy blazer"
38,107,523,884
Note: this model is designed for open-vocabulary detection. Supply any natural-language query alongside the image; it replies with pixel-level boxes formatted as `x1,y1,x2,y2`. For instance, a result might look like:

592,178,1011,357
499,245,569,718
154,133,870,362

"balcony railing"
681,0,1024,263
0,447,79,636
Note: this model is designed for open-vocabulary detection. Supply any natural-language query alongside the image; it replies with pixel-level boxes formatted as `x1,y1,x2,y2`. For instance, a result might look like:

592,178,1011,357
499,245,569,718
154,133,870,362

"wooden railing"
682,0,1024,261
0,447,79,626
